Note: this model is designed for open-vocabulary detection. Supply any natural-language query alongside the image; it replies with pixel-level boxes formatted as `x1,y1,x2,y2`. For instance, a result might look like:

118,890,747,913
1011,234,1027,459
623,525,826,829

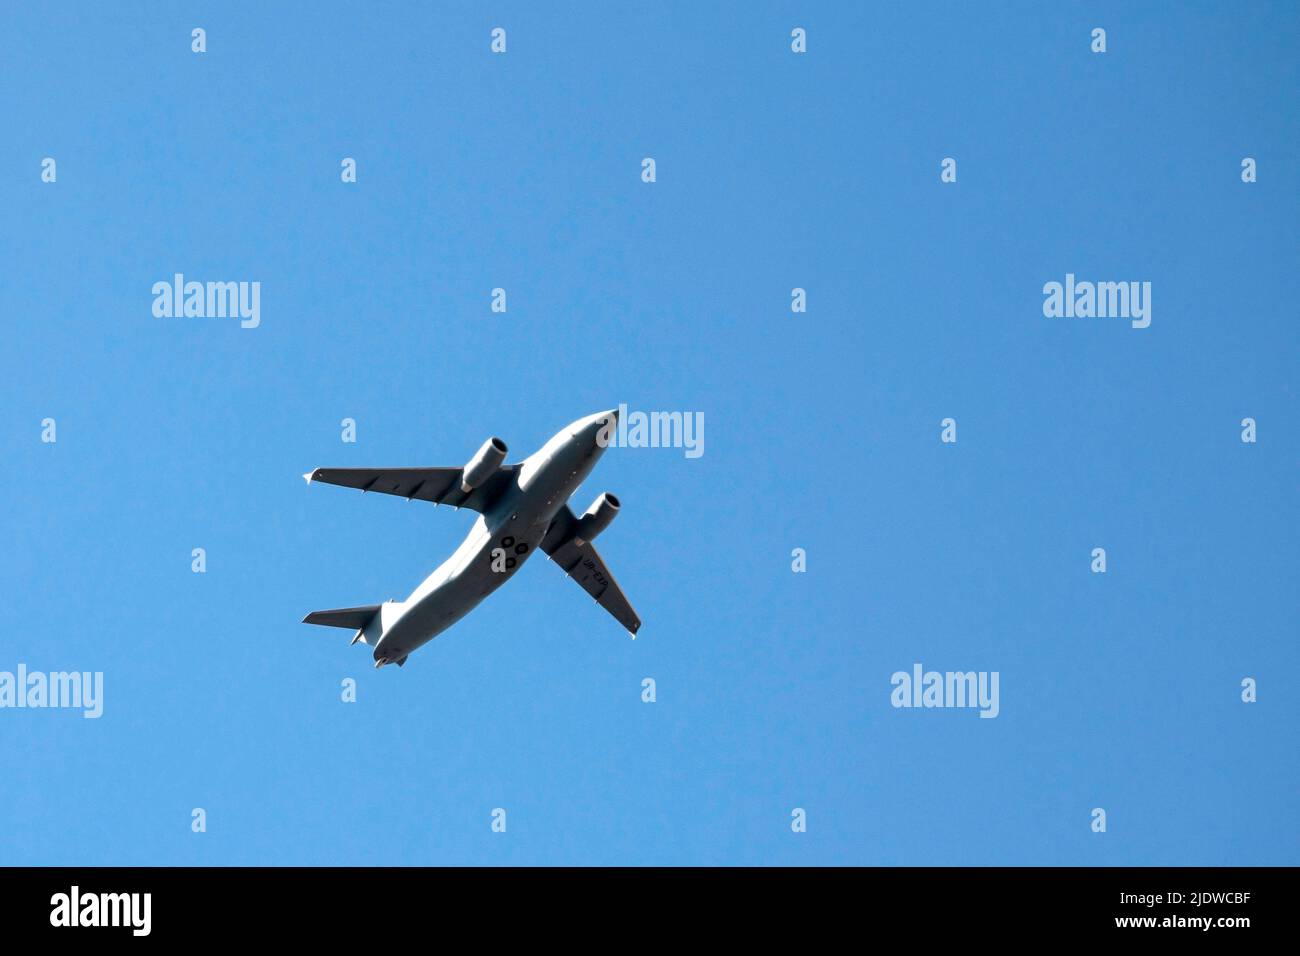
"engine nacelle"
461,437,508,492
574,492,620,544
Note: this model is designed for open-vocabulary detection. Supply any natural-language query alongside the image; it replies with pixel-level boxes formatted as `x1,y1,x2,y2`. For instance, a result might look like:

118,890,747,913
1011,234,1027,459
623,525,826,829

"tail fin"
302,605,381,630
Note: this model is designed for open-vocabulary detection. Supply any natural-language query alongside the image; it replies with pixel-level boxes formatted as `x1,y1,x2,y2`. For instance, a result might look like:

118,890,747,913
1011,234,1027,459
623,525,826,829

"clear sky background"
1,3,1295,866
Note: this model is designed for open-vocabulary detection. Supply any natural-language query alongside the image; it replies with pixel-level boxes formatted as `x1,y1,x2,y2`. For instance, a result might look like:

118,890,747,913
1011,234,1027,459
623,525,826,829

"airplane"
301,409,640,668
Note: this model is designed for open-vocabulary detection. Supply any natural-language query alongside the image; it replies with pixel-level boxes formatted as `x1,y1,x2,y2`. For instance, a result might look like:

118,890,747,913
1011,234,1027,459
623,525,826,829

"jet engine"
574,492,620,544
461,437,508,492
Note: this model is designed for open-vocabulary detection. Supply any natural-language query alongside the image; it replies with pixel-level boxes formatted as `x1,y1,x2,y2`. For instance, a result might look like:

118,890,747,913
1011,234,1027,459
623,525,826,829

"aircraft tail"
302,605,382,630
303,601,405,647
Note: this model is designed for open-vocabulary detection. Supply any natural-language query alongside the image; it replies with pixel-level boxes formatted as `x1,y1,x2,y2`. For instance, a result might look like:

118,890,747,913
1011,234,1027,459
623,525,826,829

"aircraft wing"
541,506,642,636
303,465,519,513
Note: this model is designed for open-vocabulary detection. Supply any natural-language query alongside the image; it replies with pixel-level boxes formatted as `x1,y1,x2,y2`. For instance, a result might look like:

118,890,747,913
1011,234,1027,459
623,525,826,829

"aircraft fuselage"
367,411,612,666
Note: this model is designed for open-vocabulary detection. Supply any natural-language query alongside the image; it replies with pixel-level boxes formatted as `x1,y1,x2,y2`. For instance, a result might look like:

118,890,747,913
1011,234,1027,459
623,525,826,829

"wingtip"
302,470,315,484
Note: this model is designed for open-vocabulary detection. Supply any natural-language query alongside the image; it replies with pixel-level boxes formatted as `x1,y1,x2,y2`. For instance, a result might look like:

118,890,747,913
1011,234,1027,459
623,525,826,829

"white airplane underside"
301,410,640,668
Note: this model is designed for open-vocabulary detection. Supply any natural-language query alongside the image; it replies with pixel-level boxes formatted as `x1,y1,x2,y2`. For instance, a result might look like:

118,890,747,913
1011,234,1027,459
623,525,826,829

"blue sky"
1,2,1295,865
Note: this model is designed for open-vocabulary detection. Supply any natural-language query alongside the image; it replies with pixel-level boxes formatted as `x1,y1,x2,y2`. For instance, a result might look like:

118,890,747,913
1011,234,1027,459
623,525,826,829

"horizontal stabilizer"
302,605,382,630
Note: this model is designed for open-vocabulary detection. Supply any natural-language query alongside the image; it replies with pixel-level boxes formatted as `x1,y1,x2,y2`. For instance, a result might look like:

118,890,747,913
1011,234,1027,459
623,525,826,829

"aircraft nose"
592,408,617,446
571,408,618,441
